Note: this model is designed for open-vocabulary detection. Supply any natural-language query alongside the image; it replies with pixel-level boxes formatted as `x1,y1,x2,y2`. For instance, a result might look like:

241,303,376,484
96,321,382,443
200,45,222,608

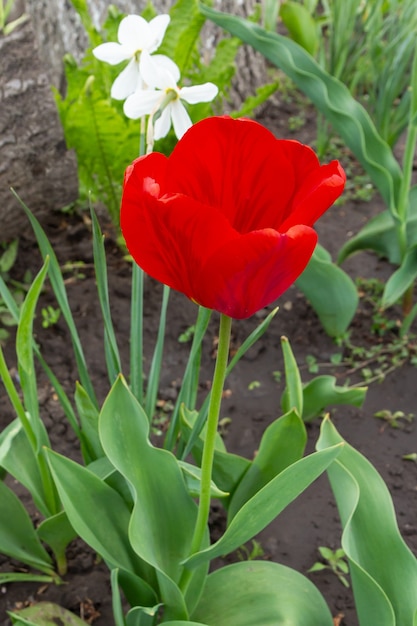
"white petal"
148,14,170,52
179,82,219,104
171,101,192,139
124,90,161,119
111,59,140,100
93,42,129,65
154,106,173,140
118,15,149,53
151,54,180,83
140,50,177,90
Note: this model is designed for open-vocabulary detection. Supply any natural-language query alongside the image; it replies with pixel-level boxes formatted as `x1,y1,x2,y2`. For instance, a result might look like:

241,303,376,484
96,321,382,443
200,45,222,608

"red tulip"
121,116,346,319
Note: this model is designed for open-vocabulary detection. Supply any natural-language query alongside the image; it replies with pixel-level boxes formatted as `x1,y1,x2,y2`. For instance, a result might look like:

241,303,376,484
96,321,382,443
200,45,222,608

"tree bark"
0,17,78,241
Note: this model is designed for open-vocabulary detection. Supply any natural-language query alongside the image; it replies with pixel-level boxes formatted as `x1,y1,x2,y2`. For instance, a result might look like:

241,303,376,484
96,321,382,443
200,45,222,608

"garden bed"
0,102,416,626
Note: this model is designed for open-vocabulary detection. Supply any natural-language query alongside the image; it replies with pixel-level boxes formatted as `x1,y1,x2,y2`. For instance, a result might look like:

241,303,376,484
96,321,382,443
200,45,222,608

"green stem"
181,314,232,592
130,263,144,405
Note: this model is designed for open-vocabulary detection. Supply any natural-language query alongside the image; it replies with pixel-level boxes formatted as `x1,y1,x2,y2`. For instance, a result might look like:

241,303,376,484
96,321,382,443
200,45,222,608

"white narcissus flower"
92,14,177,100
123,51,219,140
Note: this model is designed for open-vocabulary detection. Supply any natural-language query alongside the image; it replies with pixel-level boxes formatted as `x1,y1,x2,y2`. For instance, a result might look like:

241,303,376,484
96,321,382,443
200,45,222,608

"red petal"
121,153,240,298
194,225,318,319
165,116,296,233
280,160,346,231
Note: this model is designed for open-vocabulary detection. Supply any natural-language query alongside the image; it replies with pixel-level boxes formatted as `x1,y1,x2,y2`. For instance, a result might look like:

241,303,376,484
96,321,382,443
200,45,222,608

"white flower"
123,51,219,140
92,14,176,100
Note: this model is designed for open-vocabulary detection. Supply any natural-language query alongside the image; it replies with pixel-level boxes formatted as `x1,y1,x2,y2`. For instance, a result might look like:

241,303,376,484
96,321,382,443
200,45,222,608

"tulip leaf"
382,243,417,308
36,512,77,571
178,460,229,498
8,602,89,625
279,1,319,56
183,444,342,570
317,417,417,626
0,480,54,575
280,336,303,415
192,561,333,625
296,244,358,337
16,257,50,442
74,382,104,463
45,448,155,596
227,409,306,521
199,5,403,212
99,376,207,619
0,419,48,517
282,375,367,422
180,406,250,497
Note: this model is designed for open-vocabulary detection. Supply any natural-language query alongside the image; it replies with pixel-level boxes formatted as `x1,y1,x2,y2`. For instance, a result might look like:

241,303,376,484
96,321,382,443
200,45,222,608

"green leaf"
178,460,229,498
12,191,97,406
0,573,55,584
199,5,403,213
228,410,306,521
0,419,48,516
280,336,303,415
280,1,319,56
74,382,104,463
90,206,122,383
17,257,50,436
0,480,54,575
0,238,18,273
283,375,367,422
180,406,250,497
192,561,333,625
317,418,417,625
45,448,155,597
338,209,401,265
37,512,77,574
9,602,89,626
99,376,207,619
382,243,417,308
159,0,206,74
296,244,358,337
183,444,342,570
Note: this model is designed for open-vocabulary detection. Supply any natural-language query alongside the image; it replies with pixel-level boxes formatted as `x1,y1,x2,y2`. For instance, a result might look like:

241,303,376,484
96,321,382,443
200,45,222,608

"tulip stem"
187,313,232,560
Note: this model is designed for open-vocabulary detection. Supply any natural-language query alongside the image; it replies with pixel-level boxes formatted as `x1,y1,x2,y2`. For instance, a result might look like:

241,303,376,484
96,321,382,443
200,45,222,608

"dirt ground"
0,101,416,625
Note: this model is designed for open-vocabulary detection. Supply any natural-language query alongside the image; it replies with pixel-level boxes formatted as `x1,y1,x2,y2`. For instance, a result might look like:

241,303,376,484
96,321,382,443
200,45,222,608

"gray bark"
0,16,78,241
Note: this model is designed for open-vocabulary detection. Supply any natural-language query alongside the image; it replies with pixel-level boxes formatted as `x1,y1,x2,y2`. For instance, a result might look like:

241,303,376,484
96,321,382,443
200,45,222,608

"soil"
0,100,416,626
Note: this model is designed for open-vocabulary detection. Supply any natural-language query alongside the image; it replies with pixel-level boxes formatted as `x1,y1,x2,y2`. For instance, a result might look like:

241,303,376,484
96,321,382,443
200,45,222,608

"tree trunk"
0,15,78,241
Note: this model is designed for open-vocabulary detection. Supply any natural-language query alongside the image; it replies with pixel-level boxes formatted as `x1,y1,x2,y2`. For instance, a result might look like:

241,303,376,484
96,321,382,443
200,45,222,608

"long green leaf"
99,376,207,619
183,444,342,570
296,244,358,337
0,419,48,517
382,243,417,308
199,4,403,212
0,481,54,575
317,418,417,625
12,190,98,406
227,410,306,521
17,258,49,436
90,206,122,383
192,561,333,625
45,448,155,594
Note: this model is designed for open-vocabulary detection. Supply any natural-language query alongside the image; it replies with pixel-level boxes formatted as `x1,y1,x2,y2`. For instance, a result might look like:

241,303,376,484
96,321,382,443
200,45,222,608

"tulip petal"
195,226,318,318
166,117,296,232
111,58,141,100
280,160,346,231
93,42,130,65
121,153,241,300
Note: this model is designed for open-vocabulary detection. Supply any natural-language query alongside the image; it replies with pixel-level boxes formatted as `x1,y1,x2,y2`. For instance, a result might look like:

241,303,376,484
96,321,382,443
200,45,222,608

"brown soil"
1,103,416,626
